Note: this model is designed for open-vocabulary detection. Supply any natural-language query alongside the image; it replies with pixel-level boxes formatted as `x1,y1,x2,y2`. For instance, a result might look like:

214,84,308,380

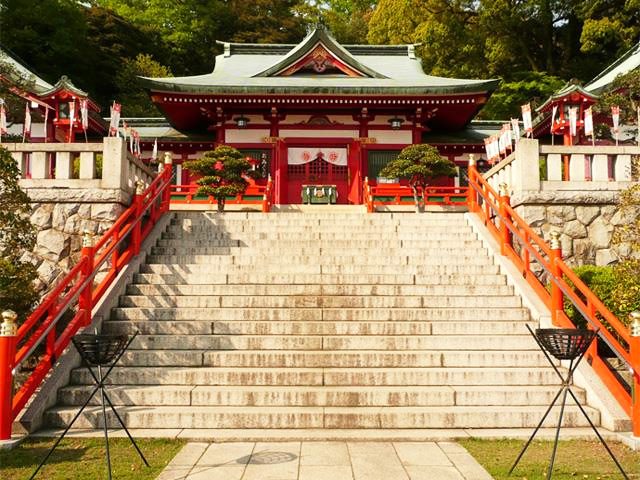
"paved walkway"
155,441,493,480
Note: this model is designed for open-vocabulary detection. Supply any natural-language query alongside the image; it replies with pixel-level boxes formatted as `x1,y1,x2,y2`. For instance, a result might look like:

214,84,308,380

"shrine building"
137,25,500,204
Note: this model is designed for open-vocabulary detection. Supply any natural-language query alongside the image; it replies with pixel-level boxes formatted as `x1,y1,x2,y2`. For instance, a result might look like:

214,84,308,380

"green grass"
0,437,185,480
459,438,640,479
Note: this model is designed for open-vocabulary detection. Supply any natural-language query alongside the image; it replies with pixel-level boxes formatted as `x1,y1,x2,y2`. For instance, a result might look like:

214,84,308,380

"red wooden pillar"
549,231,564,327
467,155,477,213
498,183,511,255
348,139,362,204
630,311,640,438
274,139,287,204
0,310,17,440
79,231,95,326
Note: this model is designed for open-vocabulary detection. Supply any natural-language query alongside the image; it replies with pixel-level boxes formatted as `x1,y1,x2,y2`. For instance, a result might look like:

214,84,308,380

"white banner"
551,105,558,134
23,102,31,139
521,104,533,137
584,107,593,137
569,107,578,137
511,118,520,143
81,99,88,130
109,102,121,137
0,101,6,135
288,148,347,166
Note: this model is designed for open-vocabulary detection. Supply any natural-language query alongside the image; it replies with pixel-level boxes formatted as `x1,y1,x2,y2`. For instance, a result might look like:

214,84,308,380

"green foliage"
183,145,261,212
0,146,38,320
599,69,640,127
379,144,457,187
115,54,172,117
299,1,378,44
564,264,640,330
479,72,566,120
72,154,103,179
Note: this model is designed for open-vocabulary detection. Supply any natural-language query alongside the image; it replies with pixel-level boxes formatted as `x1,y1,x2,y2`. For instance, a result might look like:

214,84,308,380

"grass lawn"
0,437,185,480
460,438,640,480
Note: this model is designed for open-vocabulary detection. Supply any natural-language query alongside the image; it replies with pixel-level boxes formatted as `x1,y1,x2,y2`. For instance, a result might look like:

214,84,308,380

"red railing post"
79,231,95,327
162,152,173,212
630,311,640,438
549,231,564,327
132,181,144,255
467,155,477,213
0,310,18,440
498,183,511,255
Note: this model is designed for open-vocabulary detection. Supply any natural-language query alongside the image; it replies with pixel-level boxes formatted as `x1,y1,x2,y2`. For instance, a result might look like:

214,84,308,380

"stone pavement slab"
154,440,493,480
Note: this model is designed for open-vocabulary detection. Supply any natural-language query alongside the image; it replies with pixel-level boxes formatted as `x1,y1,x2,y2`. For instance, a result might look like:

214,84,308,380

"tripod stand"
509,325,628,480
30,332,149,480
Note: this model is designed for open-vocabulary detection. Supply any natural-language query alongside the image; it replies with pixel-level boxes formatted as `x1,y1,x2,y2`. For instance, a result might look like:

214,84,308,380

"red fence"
170,178,273,213
363,178,468,213
0,164,173,440
467,163,640,436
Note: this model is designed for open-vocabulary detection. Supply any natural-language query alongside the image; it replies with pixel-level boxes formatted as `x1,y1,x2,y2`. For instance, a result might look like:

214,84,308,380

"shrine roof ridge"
215,40,416,57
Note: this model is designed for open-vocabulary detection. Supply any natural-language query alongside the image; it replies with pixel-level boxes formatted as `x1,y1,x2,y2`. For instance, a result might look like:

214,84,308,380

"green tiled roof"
140,26,499,96
586,41,640,94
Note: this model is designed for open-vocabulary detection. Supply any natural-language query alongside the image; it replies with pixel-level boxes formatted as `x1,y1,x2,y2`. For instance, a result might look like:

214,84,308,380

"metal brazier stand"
30,333,149,480
509,326,628,480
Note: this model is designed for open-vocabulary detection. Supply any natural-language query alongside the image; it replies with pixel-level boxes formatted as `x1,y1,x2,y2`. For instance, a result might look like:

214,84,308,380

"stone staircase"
44,211,599,438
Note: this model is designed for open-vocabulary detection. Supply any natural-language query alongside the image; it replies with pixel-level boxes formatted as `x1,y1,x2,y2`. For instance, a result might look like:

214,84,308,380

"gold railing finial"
135,180,145,195
82,230,94,248
164,152,173,165
499,183,509,197
630,311,640,337
468,154,476,167
549,231,561,250
1,310,18,336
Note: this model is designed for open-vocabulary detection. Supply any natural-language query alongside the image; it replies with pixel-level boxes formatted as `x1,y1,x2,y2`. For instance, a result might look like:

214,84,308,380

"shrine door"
286,148,349,204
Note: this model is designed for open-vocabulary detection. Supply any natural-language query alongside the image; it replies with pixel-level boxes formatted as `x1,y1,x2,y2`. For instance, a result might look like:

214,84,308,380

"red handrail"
0,164,173,439
170,182,272,212
468,163,639,435
364,183,468,210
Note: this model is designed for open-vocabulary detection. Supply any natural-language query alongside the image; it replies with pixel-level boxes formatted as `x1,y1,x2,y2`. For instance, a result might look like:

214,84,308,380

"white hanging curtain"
288,148,348,166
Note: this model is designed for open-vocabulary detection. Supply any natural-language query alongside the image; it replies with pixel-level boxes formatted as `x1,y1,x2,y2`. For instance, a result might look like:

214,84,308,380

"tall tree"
0,147,38,321
114,54,173,117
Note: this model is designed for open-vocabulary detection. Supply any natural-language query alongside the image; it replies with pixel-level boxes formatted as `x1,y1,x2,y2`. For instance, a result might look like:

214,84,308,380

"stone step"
111,349,550,368
151,246,486,256
112,307,530,321
144,253,491,265
58,385,583,408
132,272,508,286
158,232,479,242
169,217,469,227
70,366,560,386
103,320,532,336
125,334,537,351
44,405,599,430
125,283,514,297
118,295,522,309
139,263,500,275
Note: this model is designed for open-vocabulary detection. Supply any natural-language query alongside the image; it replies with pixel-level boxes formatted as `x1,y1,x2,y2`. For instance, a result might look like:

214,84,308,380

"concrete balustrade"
3,138,156,203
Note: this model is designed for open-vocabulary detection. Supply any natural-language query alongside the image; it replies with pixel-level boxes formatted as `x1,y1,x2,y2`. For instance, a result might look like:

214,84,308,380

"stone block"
576,206,600,226
516,205,546,227
595,248,618,266
30,204,53,229
36,229,70,260
563,219,587,239
36,259,61,286
547,205,576,224
91,203,120,222
588,216,614,249
573,239,596,265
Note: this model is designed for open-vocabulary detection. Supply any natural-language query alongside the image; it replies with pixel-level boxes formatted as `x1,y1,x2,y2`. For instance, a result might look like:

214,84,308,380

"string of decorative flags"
484,103,638,165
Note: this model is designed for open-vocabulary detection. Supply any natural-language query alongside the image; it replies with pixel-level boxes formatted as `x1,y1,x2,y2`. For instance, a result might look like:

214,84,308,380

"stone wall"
513,191,638,267
24,201,124,293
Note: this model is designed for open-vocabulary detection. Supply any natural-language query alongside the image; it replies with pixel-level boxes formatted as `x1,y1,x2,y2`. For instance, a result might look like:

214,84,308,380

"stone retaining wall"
24,201,124,293
513,192,638,267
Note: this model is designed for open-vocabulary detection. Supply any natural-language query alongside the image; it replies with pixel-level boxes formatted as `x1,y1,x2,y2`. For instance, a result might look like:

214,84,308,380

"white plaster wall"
280,129,359,138
225,129,271,143
369,130,412,144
